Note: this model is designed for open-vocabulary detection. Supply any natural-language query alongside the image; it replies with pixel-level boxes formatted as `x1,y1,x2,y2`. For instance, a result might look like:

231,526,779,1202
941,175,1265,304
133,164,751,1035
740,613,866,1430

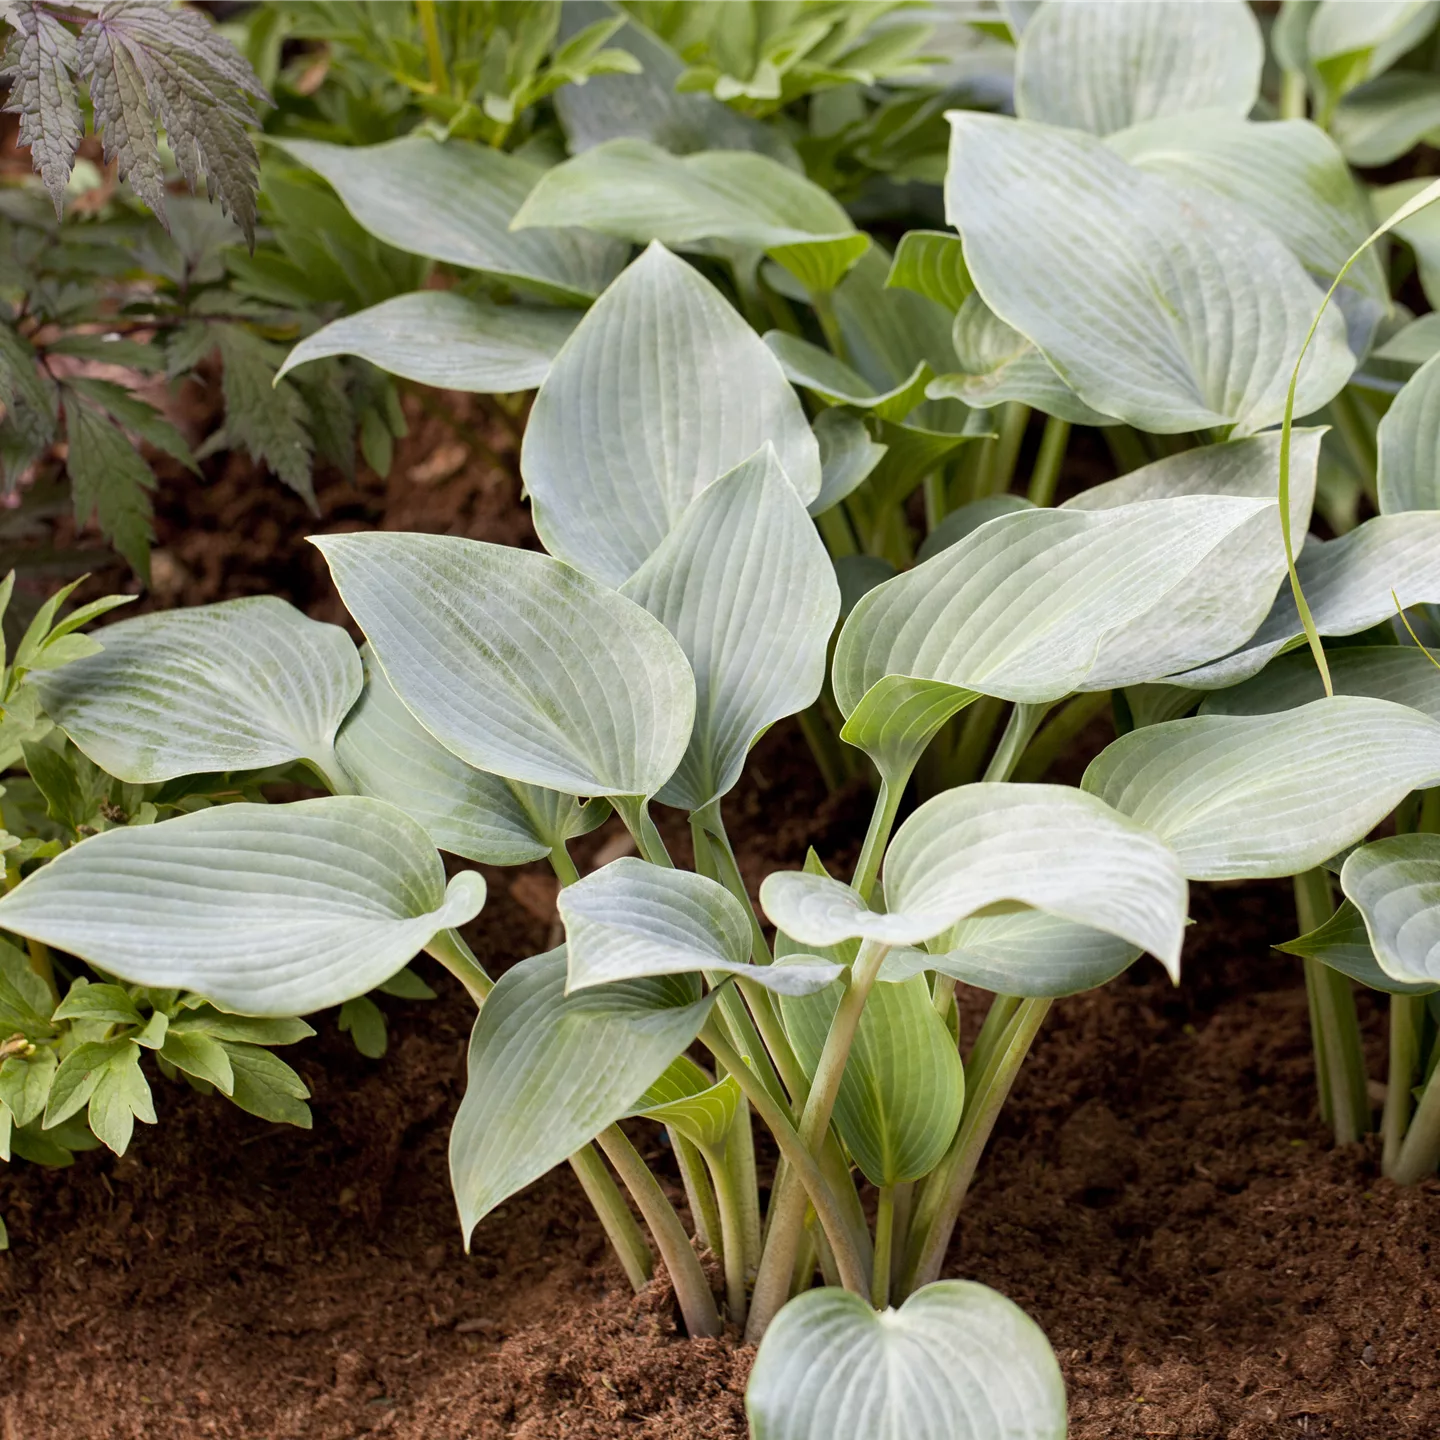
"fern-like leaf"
1,4,83,216
61,387,156,583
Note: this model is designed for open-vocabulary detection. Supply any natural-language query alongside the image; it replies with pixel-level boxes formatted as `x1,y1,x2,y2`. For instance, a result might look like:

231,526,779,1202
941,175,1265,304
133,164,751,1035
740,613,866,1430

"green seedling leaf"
1338,835,1440,987
159,1029,234,1093
1377,351,1440,514
377,967,436,1002
944,114,1354,435
44,1038,130,1128
1108,115,1387,351
53,981,143,1028
1083,696,1440,880
746,1281,1067,1440
32,597,361,787
338,995,387,1059
832,494,1272,781
0,798,486,1016
761,783,1186,976
521,243,820,585
884,230,974,313
781,973,964,1186
449,947,719,1243
511,138,868,292
561,857,843,996
1014,0,1262,136
628,1054,741,1152
810,409,887,518
336,646,603,866
220,1042,311,1127
1333,72,1440,167
1200,646,1440,722
1279,898,1439,996
764,333,931,423
1173,512,1440,688
882,912,1143,998
621,446,840,812
316,533,695,801
273,137,626,303
85,1042,154,1156
276,292,580,394
0,1046,57,1128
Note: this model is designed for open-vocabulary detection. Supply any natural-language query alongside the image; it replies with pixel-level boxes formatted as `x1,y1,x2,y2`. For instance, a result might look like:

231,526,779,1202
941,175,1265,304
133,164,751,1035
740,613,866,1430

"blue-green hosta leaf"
32,597,361,786
335,648,604,866
1333,72,1440,166
1200,646,1440,723
763,333,931,423
781,972,964,1186
1014,0,1262,136
747,1282,1067,1440
561,857,842,996
316,533,694,801
275,293,579,394
1107,116,1388,352
1339,834,1440,985
620,446,840,812
449,947,717,1242
1308,1,1440,105
832,494,1272,780
0,798,485,1016
1374,313,1440,367
1279,897,1439,996
1172,512,1440,688
1083,697,1440,881
760,784,1186,976
1374,178,1440,311
1377,352,1440,513
811,409,887,518
884,230,974,314
916,495,1034,564
272,137,626,303
1060,432,1321,689
628,1054,742,1151
510,139,868,293
944,114,1354,435
882,912,1143,999
932,294,1118,425
521,243,820,585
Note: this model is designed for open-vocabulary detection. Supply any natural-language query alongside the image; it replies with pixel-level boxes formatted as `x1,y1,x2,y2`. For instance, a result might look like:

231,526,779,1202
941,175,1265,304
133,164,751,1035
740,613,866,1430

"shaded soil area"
0,400,1436,1439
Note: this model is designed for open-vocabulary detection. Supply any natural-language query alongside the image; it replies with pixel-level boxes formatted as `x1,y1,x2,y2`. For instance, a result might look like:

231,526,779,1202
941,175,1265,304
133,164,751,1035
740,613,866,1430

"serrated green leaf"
1083,696,1440,880
449,946,719,1243
1278,898,1438,996
746,1282,1067,1440
61,375,196,473
338,995,387,1059
273,136,625,303
219,1041,311,1127
1014,0,1261,136
0,797,486,1016
944,114,1354,435
1,7,82,216
521,243,821,585
33,595,361,786
315,532,695,802
61,391,156,581
276,292,579,394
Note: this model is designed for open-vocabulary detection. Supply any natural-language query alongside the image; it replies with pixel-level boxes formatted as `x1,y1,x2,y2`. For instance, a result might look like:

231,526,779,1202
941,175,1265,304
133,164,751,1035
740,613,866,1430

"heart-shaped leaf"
620,445,840,812
32,597,361,787
561,857,843,996
315,532,695,801
521,243,821,585
1172,513,1440,688
1339,834,1440,986
449,947,717,1243
781,973,964,1186
275,292,580,393
1279,897,1439,996
1014,0,1262,136
0,798,485,1016
1083,697,1440,880
335,647,604,866
747,1281,1067,1440
1199,646,1440,723
882,912,1143,998
760,783,1186,975
945,114,1354,435
1377,351,1440,514
273,137,626,302
511,138,868,292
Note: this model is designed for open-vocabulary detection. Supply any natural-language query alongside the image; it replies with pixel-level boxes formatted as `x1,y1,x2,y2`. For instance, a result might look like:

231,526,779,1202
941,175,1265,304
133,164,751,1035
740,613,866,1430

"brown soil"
1,402,1437,1439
